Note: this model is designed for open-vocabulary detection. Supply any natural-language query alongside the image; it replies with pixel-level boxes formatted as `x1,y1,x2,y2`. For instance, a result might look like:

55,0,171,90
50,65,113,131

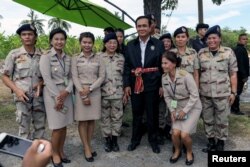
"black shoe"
104,137,112,152
185,153,194,166
127,143,139,151
170,152,182,163
112,136,120,152
61,157,71,163
52,158,63,167
234,111,245,115
92,151,97,157
151,144,160,154
84,155,94,162
216,140,224,151
202,138,216,153
122,122,130,127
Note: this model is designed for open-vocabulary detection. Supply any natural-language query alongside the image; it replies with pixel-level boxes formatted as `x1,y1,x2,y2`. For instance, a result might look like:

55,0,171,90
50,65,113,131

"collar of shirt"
79,51,95,59
19,46,41,57
51,47,66,58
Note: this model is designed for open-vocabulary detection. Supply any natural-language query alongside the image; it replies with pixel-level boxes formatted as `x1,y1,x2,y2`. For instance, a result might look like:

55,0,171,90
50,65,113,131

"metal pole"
198,0,204,23
104,0,135,23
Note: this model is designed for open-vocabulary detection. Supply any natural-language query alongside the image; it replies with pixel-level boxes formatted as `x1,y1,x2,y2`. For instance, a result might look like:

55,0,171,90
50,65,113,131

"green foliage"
0,33,104,59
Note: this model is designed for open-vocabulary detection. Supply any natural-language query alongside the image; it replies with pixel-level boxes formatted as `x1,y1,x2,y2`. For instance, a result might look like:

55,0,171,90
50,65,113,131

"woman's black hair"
49,28,67,41
79,32,95,43
162,51,182,67
115,28,124,36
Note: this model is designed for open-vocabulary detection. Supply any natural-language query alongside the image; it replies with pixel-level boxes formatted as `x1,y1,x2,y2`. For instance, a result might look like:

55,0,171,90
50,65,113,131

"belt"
14,77,30,81
131,67,158,94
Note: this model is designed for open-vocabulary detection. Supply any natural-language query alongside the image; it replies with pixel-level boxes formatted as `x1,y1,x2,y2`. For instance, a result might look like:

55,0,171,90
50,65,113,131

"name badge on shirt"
171,100,177,109
64,77,68,86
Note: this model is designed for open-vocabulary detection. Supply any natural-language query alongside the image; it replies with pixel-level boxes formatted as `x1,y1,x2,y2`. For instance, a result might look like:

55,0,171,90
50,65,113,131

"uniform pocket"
16,62,30,78
217,77,229,94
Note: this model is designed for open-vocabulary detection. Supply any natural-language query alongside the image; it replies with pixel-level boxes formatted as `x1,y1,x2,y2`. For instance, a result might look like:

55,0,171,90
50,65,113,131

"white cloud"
206,10,241,24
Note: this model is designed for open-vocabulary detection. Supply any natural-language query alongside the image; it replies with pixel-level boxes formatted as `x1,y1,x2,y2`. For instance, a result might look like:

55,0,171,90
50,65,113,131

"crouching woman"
161,51,202,166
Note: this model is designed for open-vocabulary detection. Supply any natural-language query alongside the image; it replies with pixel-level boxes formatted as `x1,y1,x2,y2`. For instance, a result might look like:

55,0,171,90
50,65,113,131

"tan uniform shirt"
39,47,73,97
3,46,43,100
170,47,200,74
198,46,238,97
71,52,105,92
99,52,124,99
162,69,200,113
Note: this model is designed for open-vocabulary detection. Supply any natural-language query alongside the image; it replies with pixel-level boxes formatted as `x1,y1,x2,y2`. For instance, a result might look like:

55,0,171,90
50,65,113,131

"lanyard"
170,80,177,98
56,54,65,72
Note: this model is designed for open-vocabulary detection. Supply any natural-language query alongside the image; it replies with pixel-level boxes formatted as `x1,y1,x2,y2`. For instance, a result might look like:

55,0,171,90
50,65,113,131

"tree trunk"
143,0,162,28
198,0,204,23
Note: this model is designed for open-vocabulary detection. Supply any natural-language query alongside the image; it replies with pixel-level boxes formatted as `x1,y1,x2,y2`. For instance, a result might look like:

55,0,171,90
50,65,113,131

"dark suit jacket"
234,43,249,79
123,37,164,92
189,35,207,53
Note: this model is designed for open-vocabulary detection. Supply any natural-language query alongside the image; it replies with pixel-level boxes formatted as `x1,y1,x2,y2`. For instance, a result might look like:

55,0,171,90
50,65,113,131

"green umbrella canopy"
13,0,133,30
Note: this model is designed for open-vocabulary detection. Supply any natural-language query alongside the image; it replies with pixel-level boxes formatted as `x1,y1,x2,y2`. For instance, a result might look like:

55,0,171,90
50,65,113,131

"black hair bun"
176,57,182,67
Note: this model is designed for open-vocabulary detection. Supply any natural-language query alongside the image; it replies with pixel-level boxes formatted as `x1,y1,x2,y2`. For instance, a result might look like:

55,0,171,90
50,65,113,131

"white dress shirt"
139,37,150,66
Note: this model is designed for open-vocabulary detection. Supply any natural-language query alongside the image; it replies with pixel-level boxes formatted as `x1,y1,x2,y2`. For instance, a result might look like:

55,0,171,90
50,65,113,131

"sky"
0,0,250,38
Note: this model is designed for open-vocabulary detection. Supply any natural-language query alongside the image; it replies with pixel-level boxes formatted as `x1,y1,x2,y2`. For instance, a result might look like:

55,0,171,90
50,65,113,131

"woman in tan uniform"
171,26,200,86
71,32,105,162
161,51,202,166
99,33,125,152
40,28,73,167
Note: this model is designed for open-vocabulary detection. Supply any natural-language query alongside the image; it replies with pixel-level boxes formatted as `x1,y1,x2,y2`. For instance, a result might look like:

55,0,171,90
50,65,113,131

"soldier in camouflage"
100,33,125,152
198,25,238,152
171,26,200,87
2,24,46,139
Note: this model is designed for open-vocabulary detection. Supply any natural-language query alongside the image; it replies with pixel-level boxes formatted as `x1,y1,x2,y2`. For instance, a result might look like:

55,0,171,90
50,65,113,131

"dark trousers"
231,78,245,112
130,90,159,145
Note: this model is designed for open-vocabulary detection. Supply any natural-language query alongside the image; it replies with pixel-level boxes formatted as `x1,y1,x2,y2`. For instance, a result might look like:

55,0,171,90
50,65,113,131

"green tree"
20,10,45,34
48,17,71,32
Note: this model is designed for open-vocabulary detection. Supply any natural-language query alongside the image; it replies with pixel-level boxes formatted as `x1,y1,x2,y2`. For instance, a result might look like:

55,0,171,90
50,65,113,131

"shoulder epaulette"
179,69,187,76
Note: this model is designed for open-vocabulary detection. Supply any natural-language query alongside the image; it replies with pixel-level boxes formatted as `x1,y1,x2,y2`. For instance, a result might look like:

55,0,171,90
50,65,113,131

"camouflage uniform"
2,46,46,139
199,46,238,140
100,52,124,137
170,47,200,74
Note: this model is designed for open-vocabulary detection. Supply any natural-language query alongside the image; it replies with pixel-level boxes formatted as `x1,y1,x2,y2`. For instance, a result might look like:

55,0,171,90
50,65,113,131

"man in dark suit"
231,33,249,115
123,15,164,153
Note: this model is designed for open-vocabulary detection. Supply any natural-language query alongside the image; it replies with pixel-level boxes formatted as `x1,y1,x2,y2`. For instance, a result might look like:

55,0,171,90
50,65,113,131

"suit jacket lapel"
133,39,142,67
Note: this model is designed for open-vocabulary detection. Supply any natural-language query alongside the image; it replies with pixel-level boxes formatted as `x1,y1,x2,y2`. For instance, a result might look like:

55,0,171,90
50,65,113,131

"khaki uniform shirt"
170,47,200,74
99,52,124,99
39,47,73,97
162,69,200,113
198,46,238,97
3,46,43,100
71,52,105,92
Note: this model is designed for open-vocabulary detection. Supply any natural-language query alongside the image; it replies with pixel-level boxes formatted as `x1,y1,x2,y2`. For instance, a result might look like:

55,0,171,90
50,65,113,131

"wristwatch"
231,91,237,96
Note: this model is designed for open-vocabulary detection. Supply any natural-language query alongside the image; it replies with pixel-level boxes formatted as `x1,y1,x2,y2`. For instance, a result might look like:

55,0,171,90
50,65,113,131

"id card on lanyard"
56,54,68,86
170,80,177,109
